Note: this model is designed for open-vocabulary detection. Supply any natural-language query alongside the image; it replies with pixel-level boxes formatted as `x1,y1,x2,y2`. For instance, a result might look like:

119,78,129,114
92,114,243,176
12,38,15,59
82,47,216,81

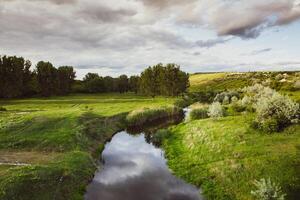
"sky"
1,0,300,79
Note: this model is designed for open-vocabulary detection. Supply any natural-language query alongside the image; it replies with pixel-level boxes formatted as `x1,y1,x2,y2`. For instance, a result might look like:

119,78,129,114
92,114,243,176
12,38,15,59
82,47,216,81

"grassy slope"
189,73,251,92
164,114,300,200
0,93,177,200
171,72,300,199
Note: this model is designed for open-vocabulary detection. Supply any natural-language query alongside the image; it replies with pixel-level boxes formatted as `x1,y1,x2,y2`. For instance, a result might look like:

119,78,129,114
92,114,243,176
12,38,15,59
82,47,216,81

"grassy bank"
126,106,183,127
189,72,300,93
163,114,300,199
0,93,177,200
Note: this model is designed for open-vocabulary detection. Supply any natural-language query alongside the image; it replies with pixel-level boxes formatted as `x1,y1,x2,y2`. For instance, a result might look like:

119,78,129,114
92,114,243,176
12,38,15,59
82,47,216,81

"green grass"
189,73,250,92
189,72,300,93
126,106,182,127
0,93,177,200
163,115,300,200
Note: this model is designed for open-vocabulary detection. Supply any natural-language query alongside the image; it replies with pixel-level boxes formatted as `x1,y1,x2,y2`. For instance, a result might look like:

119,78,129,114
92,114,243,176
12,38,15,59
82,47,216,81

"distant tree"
139,63,189,97
117,74,129,93
140,67,157,97
0,55,36,98
83,73,99,82
22,60,38,97
83,73,106,93
57,66,76,95
36,61,58,97
103,76,115,92
129,75,140,94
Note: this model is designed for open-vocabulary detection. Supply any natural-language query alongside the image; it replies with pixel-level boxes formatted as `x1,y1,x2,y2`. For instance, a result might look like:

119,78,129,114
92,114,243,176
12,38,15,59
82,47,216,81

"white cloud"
0,0,299,78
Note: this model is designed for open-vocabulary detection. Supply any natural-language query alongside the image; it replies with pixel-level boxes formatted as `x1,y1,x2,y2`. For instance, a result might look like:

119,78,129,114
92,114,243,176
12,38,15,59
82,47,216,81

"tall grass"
126,106,183,127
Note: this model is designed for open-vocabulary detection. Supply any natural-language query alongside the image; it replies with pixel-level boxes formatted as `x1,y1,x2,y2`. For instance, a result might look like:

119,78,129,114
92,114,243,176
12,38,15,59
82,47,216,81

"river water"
84,108,203,200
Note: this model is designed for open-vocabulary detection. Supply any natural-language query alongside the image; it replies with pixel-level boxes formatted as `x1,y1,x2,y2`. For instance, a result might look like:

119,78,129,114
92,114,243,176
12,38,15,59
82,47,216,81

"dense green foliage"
1,54,189,98
189,107,209,120
0,55,75,98
0,56,36,98
126,106,183,127
139,63,189,97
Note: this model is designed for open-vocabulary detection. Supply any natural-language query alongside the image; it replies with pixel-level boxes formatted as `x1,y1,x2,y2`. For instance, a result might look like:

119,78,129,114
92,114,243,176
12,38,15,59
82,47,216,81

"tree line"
0,55,189,98
0,55,75,98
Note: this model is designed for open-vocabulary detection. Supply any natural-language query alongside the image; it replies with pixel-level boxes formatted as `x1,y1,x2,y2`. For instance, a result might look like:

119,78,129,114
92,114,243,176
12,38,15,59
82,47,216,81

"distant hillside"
189,71,300,93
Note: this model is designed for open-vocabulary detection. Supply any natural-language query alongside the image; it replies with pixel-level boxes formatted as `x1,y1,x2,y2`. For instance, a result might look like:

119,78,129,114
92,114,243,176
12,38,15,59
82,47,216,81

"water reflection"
85,131,202,200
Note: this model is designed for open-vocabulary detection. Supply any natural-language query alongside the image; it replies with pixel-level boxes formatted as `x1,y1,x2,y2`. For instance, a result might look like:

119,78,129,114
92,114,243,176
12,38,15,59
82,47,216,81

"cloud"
214,0,300,38
173,0,300,39
77,4,137,23
0,0,299,78
248,48,272,56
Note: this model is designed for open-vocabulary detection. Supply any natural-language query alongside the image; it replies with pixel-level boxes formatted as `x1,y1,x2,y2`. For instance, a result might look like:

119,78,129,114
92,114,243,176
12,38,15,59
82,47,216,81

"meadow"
160,71,300,200
0,93,177,199
0,71,299,200
163,115,300,199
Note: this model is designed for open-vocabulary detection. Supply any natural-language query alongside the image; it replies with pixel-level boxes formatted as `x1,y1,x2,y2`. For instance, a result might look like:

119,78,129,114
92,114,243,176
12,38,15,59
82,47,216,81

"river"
84,108,203,200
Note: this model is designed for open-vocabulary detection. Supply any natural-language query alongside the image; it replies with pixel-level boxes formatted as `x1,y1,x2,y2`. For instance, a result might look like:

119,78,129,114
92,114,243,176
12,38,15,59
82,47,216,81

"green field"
189,72,300,93
163,114,300,200
0,93,177,200
161,71,300,199
0,72,299,200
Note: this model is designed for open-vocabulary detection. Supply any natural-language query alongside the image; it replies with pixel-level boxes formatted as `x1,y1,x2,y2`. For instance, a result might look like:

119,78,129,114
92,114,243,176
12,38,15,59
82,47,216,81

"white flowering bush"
294,81,300,90
251,178,286,200
255,92,299,132
231,96,238,103
243,84,275,105
222,95,230,105
208,102,224,119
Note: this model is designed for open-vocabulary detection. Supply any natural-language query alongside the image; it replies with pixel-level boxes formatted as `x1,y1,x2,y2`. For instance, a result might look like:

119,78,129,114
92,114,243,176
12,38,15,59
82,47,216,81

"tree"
140,67,157,97
0,55,35,98
83,73,105,93
36,61,58,97
103,76,115,92
117,75,129,93
57,66,76,95
139,63,189,97
83,73,99,82
129,75,140,94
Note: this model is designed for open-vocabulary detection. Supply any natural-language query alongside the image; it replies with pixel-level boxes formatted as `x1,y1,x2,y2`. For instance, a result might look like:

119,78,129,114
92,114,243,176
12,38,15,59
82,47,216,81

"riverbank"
163,114,300,199
0,94,178,200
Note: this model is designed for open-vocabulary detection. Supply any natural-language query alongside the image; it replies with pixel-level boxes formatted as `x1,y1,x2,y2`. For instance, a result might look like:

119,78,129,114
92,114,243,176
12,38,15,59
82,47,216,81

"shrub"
222,95,230,105
231,96,238,103
255,93,299,132
214,91,239,104
231,101,246,113
174,98,192,108
152,129,171,146
243,84,275,102
208,102,224,119
251,178,286,200
190,107,209,120
126,106,182,127
294,81,300,90
0,107,7,112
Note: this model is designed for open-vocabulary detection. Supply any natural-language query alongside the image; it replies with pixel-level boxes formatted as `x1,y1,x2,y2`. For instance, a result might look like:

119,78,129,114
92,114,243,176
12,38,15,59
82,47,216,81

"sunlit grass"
163,115,300,199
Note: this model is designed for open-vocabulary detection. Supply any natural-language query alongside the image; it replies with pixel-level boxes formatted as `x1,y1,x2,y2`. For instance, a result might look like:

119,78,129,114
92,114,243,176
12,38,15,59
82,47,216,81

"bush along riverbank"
126,106,184,128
